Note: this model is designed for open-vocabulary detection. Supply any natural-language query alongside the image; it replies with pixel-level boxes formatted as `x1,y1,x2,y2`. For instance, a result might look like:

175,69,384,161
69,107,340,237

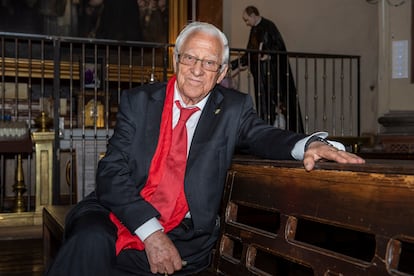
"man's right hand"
144,230,183,275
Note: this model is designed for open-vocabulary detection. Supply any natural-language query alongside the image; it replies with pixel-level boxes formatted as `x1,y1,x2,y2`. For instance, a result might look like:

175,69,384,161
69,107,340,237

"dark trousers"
44,193,219,276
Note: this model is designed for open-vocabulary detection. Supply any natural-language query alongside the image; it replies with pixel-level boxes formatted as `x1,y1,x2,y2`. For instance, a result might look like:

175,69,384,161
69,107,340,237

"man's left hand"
303,141,365,171
260,54,270,61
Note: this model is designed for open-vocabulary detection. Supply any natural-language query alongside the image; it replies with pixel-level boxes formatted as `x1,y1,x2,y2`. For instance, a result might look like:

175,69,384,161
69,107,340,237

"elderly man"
45,22,364,276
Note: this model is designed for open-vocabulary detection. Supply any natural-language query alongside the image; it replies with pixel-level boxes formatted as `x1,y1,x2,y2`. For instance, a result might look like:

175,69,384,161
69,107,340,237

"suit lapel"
143,87,166,172
187,88,224,167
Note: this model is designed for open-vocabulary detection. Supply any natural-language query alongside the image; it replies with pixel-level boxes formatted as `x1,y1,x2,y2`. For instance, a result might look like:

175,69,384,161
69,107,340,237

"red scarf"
109,75,188,254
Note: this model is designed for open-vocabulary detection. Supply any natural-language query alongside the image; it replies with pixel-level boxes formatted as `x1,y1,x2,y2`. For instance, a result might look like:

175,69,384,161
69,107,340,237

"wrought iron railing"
0,32,360,207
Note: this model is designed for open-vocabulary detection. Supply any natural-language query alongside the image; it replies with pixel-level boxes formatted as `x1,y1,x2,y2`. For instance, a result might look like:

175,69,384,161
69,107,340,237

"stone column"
32,131,55,213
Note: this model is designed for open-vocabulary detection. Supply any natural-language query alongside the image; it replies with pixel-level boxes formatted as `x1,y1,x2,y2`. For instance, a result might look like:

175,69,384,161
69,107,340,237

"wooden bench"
43,157,414,275
210,157,414,275
42,205,73,268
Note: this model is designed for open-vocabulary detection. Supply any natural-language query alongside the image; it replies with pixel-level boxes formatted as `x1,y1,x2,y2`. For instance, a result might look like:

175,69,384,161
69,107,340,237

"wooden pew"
211,156,414,275
43,205,73,268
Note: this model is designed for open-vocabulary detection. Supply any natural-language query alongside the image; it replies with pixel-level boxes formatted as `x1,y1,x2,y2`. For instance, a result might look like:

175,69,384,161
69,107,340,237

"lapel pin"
214,108,221,115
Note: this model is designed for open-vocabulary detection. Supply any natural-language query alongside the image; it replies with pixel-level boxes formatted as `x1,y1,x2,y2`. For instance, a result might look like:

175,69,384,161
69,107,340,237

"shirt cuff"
291,131,345,160
134,217,164,241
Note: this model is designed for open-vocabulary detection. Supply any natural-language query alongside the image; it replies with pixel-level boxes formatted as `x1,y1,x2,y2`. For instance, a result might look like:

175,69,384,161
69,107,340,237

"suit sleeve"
236,92,305,159
95,90,160,232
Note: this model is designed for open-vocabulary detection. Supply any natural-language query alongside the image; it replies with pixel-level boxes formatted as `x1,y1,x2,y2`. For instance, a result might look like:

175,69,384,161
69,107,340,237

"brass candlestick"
35,111,53,132
13,154,27,212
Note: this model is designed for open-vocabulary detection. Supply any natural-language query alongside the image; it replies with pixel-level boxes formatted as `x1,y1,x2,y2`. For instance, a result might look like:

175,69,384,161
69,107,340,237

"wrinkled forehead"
182,31,223,53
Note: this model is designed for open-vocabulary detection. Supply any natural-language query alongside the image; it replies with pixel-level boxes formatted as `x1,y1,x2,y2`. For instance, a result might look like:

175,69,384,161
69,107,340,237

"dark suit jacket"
95,81,305,245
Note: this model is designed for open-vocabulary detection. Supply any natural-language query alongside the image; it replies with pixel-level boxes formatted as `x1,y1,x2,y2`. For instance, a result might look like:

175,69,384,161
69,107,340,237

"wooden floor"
0,226,44,276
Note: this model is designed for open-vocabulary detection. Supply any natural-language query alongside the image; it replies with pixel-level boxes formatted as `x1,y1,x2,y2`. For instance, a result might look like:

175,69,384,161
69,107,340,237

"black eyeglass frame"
177,53,222,72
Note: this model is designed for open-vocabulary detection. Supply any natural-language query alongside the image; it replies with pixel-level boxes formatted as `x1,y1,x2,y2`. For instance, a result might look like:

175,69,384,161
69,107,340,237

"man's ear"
216,64,229,84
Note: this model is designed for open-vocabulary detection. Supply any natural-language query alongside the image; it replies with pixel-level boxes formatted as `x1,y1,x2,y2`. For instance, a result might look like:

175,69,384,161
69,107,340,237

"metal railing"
0,32,360,206
230,48,360,135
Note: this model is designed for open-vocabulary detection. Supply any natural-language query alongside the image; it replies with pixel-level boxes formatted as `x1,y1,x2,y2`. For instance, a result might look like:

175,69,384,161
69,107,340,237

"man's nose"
190,60,204,75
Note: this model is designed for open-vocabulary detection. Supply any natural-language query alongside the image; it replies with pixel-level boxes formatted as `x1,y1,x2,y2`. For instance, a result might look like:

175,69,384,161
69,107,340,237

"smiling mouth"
187,78,202,84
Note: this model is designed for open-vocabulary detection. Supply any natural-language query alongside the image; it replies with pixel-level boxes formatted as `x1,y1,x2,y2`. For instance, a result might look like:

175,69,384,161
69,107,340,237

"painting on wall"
0,0,188,87
0,0,187,46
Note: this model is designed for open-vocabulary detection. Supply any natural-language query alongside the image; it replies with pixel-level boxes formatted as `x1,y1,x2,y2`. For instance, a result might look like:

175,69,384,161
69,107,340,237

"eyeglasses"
178,53,222,72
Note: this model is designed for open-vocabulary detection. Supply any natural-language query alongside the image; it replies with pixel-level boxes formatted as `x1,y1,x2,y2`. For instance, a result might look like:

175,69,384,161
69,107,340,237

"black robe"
232,17,303,132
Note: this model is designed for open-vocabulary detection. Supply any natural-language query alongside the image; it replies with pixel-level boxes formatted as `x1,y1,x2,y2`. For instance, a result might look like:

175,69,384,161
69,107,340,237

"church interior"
0,0,413,275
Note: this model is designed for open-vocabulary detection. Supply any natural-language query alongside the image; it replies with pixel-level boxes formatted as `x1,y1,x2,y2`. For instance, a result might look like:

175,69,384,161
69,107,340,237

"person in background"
231,5,303,132
45,21,364,276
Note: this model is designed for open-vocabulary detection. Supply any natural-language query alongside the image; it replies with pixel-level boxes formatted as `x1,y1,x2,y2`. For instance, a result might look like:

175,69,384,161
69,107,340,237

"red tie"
149,101,200,226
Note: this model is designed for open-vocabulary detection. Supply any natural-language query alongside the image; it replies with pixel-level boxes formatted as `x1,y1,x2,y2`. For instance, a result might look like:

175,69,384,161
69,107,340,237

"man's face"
242,12,255,27
173,32,228,105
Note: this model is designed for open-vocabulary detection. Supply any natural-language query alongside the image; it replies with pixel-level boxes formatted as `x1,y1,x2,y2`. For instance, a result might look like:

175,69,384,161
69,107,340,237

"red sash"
109,75,189,254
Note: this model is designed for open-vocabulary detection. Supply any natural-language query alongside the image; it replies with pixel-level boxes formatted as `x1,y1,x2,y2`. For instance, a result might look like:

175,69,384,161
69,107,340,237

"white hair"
174,22,229,72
